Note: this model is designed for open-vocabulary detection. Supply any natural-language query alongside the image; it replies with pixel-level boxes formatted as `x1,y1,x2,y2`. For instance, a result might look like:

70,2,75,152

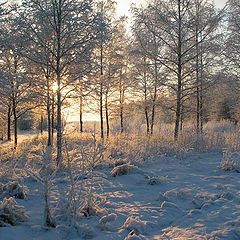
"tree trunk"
55,1,63,165
174,0,183,141
100,82,104,139
40,115,43,135
12,97,17,149
100,29,104,139
151,58,158,135
51,94,54,145
180,99,184,132
143,58,150,135
56,82,62,165
47,100,52,146
119,68,124,134
200,51,204,133
105,93,110,138
79,87,83,133
47,75,52,146
7,106,11,141
195,1,200,135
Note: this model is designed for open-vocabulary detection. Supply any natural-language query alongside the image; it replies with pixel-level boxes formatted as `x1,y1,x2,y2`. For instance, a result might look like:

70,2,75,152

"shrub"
0,182,28,200
221,151,240,172
0,197,28,227
111,164,134,177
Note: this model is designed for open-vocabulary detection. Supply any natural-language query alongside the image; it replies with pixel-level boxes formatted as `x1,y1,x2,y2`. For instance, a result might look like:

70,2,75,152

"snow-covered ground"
1,151,240,239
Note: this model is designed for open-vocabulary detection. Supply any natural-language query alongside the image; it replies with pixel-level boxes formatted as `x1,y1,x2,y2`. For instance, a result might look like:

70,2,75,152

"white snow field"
0,151,240,240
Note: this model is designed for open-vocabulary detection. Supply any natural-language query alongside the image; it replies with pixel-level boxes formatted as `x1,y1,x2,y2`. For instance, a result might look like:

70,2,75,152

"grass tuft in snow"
221,151,240,172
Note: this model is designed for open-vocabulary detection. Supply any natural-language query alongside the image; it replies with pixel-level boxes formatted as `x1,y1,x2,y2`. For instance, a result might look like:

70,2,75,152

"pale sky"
116,0,227,16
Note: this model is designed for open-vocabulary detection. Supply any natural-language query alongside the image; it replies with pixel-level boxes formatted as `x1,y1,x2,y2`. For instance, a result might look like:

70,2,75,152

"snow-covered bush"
0,181,28,200
160,201,182,214
146,176,170,185
121,216,148,235
111,163,134,177
99,213,117,230
0,197,28,226
221,151,240,172
80,194,106,217
56,134,106,227
26,146,58,228
124,231,146,240
75,223,96,239
114,158,129,167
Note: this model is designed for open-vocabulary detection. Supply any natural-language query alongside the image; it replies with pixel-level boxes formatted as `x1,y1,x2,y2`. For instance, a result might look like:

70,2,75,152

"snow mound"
111,164,134,177
81,201,107,217
160,201,183,215
163,187,195,209
121,216,148,235
159,227,204,239
157,192,170,203
0,197,28,226
0,181,28,200
220,192,236,201
124,230,146,240
114,158,129,167
146,176,170,185
76,223,96,239
192,192,221,209
164,188,193,201
221,151,240,172
99,213,117,228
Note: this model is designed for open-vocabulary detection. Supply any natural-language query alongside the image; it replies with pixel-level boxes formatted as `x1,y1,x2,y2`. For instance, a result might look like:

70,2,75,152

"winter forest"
1,0,240,239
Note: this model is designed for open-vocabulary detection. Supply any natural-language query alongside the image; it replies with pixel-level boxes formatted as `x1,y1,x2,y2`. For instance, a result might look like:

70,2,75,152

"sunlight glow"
51,82,58,92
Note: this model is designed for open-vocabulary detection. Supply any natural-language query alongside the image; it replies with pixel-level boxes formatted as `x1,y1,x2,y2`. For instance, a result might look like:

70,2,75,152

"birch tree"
19,0,98,164
132,0,222,139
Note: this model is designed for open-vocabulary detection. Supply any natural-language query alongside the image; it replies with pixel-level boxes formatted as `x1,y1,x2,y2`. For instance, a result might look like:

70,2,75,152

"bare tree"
19,0,98,164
